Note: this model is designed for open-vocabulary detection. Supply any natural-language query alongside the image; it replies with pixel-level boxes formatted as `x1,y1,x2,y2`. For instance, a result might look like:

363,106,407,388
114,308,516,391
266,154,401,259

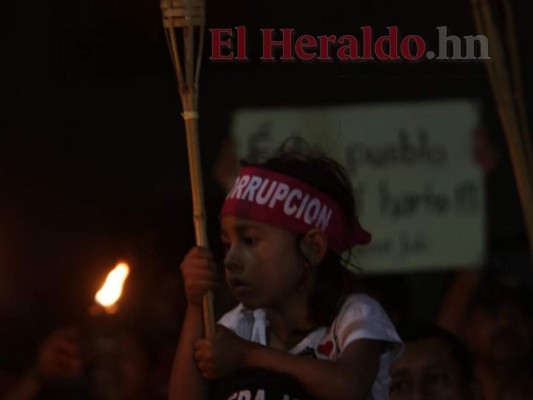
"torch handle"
183,111,216,338
160,0,213,337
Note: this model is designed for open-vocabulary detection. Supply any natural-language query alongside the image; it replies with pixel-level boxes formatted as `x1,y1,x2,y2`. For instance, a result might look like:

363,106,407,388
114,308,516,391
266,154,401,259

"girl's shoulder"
336,293,393,323
304,293,402,362
330,293,402,354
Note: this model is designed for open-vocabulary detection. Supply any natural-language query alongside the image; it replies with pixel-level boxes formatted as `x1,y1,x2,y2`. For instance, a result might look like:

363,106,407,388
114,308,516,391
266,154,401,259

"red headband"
219,167,371,254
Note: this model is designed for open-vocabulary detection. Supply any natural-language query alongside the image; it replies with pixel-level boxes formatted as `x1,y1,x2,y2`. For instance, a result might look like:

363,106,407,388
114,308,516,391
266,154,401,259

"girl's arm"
246,338,383,400
169,247,218,400
169,305,208,400
196,329,383,400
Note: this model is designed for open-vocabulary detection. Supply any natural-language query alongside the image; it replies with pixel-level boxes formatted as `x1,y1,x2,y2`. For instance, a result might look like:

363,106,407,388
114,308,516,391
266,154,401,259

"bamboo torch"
471,0,533,260
160,0,215,337
88,262,131,400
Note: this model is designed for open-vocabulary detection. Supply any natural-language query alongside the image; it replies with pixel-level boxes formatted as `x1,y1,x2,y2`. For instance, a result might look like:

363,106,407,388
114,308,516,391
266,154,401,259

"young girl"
170,147,402,400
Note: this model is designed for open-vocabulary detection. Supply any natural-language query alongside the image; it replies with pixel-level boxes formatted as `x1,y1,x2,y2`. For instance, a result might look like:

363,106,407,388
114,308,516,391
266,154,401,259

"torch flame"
95,262,130,311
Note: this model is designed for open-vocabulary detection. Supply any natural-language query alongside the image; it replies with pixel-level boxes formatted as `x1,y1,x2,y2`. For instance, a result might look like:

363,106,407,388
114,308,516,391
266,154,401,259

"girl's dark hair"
244,141,363,326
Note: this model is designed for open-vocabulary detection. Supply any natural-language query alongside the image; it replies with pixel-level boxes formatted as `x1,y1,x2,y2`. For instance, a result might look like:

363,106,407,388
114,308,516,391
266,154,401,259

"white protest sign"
230,100,485,274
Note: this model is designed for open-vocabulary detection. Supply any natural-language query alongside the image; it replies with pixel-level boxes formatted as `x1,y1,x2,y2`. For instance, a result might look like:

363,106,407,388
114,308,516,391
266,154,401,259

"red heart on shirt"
317,341,333,356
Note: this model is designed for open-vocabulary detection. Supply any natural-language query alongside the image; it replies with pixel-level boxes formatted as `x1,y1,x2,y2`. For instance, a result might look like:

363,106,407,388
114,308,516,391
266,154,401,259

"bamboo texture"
161,0,215,337
472,0,533,259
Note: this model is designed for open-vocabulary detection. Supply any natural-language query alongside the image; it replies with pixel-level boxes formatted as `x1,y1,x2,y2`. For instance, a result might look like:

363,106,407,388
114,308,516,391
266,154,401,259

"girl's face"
220,216,309,310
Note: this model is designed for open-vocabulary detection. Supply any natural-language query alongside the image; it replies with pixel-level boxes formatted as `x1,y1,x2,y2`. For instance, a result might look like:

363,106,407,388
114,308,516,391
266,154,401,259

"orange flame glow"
94,262,130,313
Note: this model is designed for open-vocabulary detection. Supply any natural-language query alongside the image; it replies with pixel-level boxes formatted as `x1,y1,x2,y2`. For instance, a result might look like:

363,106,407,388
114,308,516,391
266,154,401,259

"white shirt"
218,294,403,400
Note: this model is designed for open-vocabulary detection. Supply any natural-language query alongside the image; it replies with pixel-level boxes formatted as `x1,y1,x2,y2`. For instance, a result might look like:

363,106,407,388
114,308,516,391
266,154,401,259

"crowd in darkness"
2,0,532,397
1,124,533,400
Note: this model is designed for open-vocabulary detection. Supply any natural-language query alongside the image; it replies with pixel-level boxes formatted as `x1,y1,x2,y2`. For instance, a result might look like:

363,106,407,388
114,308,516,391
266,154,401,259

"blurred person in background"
0,325,162,400
0,327,85,400
464,274,533,400
390,321,478,400
114,329,159,400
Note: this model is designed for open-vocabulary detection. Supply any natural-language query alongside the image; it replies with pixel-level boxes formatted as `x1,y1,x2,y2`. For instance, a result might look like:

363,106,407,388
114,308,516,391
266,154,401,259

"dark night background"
1,0,532,372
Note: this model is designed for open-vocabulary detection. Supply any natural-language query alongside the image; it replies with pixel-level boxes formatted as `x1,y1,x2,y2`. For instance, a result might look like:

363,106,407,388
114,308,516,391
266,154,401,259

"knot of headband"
219,167,371,254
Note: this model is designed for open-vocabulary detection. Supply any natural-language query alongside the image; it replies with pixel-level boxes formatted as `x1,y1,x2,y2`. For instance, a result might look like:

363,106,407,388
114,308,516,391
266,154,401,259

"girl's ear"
299,229,328,267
